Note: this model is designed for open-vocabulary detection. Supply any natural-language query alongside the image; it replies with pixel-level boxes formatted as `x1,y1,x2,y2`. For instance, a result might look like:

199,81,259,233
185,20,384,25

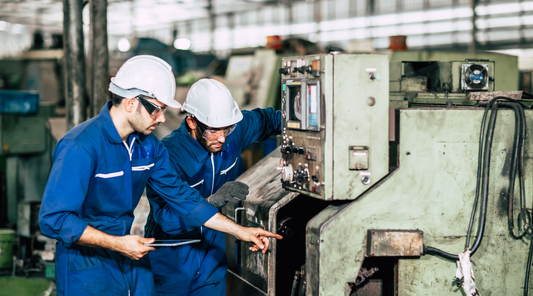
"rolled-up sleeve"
147,144,218,235
38,141,94,248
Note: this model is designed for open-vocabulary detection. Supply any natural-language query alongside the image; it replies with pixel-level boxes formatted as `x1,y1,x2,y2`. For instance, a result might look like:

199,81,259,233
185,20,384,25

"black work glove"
208,181,249,208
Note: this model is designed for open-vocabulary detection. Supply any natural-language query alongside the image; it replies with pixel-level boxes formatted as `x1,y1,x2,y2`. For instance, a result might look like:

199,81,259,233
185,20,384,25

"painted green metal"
307,108,533,295
0,277,52,296
281,54,390,200
0,229,15,269
331,54,390,200
388,51,519,91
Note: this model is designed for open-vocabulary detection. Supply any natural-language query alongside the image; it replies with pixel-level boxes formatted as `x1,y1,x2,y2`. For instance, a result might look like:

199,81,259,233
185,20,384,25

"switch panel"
349,146,369,170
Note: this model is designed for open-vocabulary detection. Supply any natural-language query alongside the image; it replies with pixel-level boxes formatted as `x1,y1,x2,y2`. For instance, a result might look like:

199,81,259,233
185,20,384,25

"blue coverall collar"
178,119,227,163
101,100,125,144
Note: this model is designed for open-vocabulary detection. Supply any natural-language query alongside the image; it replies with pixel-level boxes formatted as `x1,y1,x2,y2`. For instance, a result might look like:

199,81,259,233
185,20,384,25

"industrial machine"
224,53,533,295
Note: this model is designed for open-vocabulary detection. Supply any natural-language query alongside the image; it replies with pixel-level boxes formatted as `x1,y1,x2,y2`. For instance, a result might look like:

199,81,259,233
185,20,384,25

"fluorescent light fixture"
308,33,318,43
0,21,8,31
9,24,23,35
117,38,131,52
173,38,191,50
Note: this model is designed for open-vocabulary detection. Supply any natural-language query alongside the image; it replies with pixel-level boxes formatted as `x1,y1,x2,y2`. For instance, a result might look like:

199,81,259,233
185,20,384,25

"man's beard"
196,126,222,153
130,105,158,135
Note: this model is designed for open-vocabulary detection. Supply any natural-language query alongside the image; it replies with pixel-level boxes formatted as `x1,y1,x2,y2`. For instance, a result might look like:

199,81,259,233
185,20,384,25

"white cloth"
455,250,481,296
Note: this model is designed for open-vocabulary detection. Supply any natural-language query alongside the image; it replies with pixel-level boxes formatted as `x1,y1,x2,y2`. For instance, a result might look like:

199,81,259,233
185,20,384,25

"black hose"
466,99,497,249
423,245,458,261
426,97,527,260
469,101,499,256
505,102,523,239
517,103,531,235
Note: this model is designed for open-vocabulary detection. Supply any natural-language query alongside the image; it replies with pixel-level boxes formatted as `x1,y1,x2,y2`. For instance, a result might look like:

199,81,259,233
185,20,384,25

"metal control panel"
278,54,390,200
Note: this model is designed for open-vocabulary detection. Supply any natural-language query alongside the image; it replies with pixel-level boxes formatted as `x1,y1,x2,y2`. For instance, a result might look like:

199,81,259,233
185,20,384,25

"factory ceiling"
0,0,273,34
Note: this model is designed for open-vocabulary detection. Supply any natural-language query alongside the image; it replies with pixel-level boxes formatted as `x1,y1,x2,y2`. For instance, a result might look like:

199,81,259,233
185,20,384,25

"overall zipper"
220,157,238,175
210,153,215,195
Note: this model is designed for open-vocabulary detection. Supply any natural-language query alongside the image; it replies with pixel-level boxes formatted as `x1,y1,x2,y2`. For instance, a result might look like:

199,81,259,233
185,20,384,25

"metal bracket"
346,266,380,296
354,267,379,286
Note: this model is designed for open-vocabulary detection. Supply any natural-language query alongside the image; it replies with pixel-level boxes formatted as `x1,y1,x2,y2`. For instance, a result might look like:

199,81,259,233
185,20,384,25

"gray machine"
225,53,533,295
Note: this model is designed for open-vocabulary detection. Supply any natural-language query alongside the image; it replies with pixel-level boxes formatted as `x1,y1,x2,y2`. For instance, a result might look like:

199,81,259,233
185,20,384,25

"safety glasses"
137,96,168,119
194,118,236,140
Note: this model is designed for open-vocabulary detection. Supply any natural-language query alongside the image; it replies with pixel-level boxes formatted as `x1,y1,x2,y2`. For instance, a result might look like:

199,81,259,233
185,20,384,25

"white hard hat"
109,55,181,108
182,79,243,128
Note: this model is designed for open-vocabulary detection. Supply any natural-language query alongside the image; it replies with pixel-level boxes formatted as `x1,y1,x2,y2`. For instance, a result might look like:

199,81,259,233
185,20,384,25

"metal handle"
234,207,245,224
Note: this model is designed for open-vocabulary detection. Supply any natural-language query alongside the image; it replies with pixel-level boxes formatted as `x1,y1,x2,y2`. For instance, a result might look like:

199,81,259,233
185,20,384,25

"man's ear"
186,117,197,129
123,98,137,113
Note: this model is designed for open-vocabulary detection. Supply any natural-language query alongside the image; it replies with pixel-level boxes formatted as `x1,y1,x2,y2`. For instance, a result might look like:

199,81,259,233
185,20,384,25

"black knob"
312,175,319,182
305,66,312,73
279,68,289,75
296,66,305,74
292,147,299,153
298,147,305,154
284,146,292,153
301,173,308,180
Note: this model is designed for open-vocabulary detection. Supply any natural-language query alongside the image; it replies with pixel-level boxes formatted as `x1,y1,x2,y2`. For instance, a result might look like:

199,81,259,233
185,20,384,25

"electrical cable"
425,97,531,261
419,96,533,296
471,101,499,255
465,99,497,249
504,102,524,239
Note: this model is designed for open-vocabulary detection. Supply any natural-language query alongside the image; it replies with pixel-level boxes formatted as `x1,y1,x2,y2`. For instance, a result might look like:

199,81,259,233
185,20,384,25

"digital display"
288,85,302,123
308,85,318,128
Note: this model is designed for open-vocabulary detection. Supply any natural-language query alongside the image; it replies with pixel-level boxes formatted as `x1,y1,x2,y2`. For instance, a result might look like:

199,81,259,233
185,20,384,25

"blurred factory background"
2,0,533,295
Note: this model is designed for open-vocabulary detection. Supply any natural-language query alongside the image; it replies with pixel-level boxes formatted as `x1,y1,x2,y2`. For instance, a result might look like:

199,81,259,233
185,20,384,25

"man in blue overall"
144,79,282,295
39,56,282,296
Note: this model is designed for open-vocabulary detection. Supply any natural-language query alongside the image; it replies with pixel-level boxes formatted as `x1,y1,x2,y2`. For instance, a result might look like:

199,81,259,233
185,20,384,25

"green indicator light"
282,84,286,91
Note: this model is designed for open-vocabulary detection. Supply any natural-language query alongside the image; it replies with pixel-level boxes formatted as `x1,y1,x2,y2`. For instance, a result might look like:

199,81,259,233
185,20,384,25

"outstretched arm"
203,213,282,254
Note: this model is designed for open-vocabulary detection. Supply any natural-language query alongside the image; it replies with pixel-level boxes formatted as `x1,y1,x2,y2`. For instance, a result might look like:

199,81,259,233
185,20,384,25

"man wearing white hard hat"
39,56,282,296
145,79,282,295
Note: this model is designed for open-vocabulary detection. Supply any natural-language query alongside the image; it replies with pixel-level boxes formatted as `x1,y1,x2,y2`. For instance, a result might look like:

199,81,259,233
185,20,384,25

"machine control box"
279,54,390,200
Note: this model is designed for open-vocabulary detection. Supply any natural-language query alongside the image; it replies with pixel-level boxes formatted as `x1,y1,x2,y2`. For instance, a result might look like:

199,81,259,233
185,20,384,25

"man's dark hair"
186,115,208,148
112,94,124,106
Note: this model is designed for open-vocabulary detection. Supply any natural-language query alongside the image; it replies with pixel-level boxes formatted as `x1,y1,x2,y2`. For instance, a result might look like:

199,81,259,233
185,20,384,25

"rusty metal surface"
400,76,427,92
347,279,383,296
367,230,423,257
467,91,522,101
351,267,379,287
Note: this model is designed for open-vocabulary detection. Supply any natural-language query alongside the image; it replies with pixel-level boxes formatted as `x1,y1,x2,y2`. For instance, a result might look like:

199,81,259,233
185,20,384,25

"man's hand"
113,235,156,260
208,181,249,208
76,226,156,260
203,213,282,254
234,227,283,254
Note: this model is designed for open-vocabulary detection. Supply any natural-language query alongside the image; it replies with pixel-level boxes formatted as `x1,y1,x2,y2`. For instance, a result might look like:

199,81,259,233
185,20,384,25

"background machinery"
224,53,533,295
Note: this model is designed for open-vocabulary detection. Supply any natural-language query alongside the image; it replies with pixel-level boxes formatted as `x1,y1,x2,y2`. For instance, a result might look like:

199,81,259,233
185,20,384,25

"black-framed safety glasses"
137,96,168,119
193,117,236,140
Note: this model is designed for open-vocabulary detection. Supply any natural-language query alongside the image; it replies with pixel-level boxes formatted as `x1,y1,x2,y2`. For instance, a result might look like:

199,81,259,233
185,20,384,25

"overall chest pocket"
93,164,126,216
131,158,155,195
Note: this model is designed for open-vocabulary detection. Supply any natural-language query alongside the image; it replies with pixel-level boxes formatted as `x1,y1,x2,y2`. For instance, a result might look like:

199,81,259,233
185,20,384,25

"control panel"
278,54,390,200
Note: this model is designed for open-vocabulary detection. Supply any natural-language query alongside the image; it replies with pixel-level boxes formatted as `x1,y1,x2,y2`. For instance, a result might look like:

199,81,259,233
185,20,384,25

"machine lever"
234,207,245,224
